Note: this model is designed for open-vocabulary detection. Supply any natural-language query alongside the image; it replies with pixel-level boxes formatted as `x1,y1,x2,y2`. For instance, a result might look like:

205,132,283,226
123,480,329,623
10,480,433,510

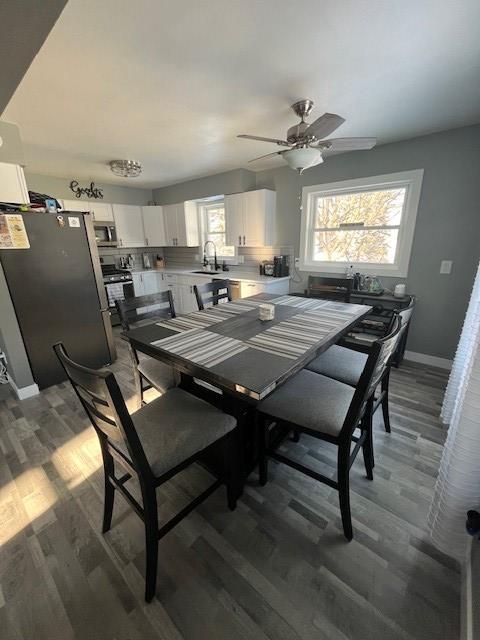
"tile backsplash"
99,244,295,272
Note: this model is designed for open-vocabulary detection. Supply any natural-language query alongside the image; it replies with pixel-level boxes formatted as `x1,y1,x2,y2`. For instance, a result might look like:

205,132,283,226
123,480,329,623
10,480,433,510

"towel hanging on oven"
105,282,126,307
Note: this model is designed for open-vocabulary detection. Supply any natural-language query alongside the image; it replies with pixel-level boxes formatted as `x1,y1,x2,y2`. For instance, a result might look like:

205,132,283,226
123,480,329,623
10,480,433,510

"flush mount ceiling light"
238,99,376,174
109,159,142,178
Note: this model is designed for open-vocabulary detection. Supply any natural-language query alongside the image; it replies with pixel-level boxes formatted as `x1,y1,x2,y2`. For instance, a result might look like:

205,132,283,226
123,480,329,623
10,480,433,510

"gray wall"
0,121,24,164
26,173,153,206
150,125,480,360
254,124,480,360
153,168,256,205
0,263,35,389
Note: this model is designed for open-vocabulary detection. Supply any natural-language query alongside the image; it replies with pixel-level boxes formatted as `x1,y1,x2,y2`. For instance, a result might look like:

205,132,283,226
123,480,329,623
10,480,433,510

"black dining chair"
116,291,177,405
306,297,415,433
257,316,402,541
54,342,240,602
305,276,353,302
194,279,232,311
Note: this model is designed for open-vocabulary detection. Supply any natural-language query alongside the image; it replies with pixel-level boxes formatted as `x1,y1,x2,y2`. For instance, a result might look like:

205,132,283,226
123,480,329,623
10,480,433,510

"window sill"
299,261,408,278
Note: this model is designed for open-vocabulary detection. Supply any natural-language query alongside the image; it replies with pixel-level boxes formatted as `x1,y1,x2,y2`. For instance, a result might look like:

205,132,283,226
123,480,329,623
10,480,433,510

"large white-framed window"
198,199,236,259
299,169,424,277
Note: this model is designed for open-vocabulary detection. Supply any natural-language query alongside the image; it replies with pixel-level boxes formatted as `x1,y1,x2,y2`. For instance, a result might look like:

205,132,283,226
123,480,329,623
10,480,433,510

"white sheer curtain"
428,262,480,559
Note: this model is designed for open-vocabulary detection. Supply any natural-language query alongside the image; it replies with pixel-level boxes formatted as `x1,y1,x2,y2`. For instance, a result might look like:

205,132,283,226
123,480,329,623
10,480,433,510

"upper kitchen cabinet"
162,201,199,246
0,162,29,204
89,201,114,221
142,205,166,247
112,204,145,247
225,188,276,247
62,199,114,221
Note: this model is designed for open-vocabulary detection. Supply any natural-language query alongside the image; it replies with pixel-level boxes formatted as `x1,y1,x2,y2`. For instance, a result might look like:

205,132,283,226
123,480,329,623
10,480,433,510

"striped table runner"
151,329,248,368
155,308,232,332
246,309,356,359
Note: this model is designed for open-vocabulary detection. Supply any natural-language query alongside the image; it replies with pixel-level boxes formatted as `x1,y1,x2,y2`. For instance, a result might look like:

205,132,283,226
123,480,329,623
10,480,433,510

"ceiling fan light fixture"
109,159,142,178
283,147,323,173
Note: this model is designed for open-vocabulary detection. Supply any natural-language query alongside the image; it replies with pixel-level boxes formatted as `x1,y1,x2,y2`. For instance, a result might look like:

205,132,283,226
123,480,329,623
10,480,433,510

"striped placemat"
269,295,331,311
246,309,356,359
218,299,264,314
155,308,232,332
151,329,248,368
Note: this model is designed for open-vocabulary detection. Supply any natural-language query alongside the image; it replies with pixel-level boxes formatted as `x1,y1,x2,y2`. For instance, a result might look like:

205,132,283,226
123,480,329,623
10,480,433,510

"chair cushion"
137,356,176,393
305,345,367,387
258,370,354,438
120,388,236,478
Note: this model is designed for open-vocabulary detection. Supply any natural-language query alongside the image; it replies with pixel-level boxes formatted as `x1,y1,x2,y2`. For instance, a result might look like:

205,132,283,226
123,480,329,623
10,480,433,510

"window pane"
315,188,406,229
313,229,399,264
207,207,225,232
206,233,235,257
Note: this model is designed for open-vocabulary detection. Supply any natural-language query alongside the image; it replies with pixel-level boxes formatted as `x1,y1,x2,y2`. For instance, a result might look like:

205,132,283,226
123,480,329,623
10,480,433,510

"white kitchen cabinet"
142,205,166,247
62,198,90,213
132,273,144,296
89,201,114,221
239,278,289,298
62,199,114,221
225,188,276,247
0,163,29,204
176,275,209,314
113,204,145,247
162,201,199,246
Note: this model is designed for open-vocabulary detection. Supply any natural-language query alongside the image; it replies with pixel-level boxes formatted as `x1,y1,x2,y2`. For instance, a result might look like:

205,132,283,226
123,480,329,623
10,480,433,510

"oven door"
105,280,134,325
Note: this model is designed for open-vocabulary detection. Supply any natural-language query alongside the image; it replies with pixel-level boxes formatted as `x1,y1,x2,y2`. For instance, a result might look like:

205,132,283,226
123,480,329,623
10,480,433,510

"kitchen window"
199,200,236,259
299,170,423,277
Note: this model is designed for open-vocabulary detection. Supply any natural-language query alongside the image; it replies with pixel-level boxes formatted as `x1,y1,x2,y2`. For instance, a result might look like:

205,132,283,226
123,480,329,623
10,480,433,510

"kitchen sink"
190,270,221,275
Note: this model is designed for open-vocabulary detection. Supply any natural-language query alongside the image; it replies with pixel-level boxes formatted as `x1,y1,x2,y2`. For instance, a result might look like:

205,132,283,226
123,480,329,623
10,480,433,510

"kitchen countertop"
127,266,290,284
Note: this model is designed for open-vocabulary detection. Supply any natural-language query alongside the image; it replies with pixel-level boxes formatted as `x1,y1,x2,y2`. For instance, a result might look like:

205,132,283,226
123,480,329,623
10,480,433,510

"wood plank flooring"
0,333,460,639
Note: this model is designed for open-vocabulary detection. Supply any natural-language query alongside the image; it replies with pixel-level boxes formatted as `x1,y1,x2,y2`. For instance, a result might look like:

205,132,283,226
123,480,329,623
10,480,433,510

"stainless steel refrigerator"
0,212,115,389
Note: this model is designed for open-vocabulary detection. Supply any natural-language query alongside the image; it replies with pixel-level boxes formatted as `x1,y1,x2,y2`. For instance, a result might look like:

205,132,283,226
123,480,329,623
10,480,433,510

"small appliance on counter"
273,255,290,277
155,255,165,268
142,253,151,269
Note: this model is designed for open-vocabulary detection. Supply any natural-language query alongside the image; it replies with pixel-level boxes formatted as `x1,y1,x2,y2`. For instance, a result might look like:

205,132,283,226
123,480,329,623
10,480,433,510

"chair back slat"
307,276,352,302
194,280,232,310
53,343,152,476
116,290,176,331
341,315,402,438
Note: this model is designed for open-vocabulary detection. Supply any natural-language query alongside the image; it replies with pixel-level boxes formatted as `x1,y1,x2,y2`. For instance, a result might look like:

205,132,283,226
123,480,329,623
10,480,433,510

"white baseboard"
7,374,39,400
404,350,452,370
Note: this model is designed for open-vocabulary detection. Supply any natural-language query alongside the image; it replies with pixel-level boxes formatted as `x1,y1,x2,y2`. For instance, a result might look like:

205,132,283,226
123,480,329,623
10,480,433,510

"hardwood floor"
0,333,460,639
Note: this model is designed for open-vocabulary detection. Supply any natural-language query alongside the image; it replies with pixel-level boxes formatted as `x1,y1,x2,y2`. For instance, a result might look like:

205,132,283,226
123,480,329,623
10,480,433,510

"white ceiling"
4,0,480,188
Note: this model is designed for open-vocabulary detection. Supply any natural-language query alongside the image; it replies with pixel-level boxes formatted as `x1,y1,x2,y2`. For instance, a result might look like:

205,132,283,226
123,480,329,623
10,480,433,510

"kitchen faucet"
203,240,220,271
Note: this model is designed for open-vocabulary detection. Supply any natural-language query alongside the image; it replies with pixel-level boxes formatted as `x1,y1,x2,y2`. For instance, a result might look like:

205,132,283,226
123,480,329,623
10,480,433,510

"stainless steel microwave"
94,221,117,247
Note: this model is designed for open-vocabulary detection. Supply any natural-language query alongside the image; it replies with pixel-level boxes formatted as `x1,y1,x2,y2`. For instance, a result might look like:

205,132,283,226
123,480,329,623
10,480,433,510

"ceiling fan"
238,99,376,173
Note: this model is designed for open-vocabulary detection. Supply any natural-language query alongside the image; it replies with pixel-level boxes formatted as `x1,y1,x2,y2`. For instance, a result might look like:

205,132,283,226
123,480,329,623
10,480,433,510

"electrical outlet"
440,260,453,274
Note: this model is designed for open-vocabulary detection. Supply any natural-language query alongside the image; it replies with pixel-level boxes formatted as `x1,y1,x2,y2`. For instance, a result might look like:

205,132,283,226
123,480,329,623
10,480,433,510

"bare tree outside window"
313,188,406,264
203,203,235,257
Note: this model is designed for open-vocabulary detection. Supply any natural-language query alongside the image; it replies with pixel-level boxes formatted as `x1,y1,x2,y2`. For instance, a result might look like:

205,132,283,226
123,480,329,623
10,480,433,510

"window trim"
299,169,424,277
198,199,237,260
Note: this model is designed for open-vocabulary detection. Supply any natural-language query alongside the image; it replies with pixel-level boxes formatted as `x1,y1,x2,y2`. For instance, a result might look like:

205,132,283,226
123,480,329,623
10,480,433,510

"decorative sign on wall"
69,180,104,199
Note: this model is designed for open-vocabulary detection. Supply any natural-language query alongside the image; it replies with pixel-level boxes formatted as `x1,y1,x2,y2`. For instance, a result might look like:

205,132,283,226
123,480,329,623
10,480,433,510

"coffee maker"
273,255,289,277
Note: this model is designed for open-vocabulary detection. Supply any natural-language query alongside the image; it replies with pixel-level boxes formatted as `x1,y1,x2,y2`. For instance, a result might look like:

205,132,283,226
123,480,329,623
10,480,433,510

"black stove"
101,265,132,284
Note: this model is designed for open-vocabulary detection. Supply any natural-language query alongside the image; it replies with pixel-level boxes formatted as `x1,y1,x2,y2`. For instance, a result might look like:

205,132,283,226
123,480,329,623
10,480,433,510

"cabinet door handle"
145,238,149,246
238,235,241,246
190,285,193,293
243,235,246,245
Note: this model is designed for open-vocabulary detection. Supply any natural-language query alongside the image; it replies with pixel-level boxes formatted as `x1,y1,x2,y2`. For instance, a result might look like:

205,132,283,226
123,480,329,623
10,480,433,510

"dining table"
125,292,371,495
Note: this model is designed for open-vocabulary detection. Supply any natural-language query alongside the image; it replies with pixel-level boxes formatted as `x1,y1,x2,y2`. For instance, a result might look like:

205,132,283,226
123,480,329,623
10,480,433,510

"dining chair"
116,291,177,405
257,316,402,541
54,342,240,602
306,296,415,433
306,276,353,302
194,279,232,310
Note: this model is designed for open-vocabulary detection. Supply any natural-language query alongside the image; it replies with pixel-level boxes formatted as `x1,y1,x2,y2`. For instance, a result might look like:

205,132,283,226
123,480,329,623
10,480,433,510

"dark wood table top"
126,293,371,403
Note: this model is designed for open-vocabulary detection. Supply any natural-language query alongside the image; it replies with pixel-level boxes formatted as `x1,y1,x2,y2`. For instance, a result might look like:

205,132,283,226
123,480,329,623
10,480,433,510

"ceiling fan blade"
248,150,286,163
319,137,377,153
238,134,290,147
304,112,345,139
